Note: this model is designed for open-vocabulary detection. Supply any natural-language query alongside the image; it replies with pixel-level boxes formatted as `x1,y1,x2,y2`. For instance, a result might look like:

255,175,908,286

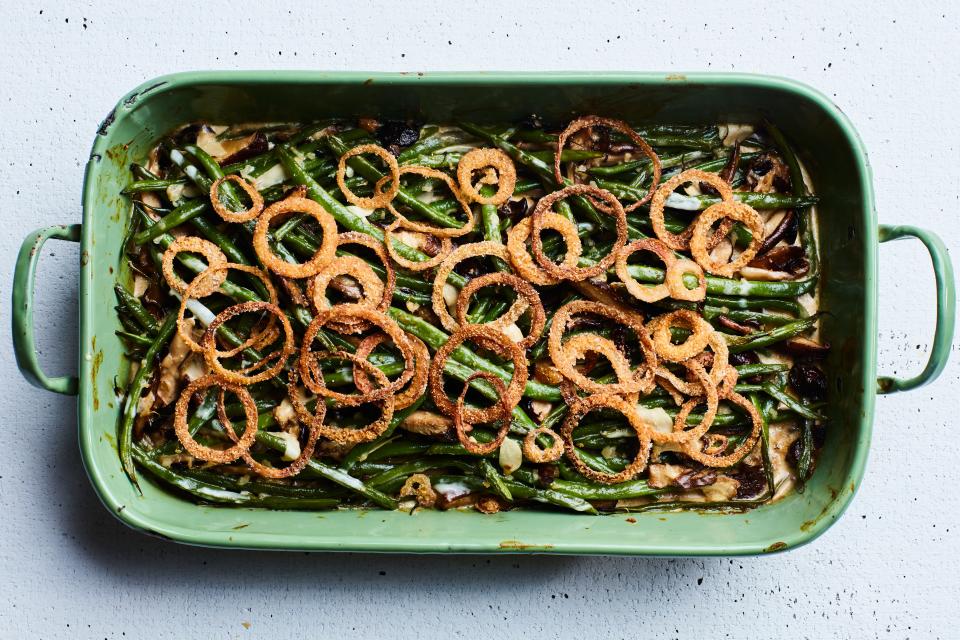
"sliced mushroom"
747,245,809,276
757,209,799,255
701,476,740,501
746,152,791,193
781,336,831,359
716,315,757,335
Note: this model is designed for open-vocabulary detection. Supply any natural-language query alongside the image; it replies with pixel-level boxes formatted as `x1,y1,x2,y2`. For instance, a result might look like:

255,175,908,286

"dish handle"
12,224,82,395
877,224,956,394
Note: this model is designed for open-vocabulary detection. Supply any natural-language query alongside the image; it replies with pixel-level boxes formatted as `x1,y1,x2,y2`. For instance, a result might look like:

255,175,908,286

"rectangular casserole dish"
13,72,955,555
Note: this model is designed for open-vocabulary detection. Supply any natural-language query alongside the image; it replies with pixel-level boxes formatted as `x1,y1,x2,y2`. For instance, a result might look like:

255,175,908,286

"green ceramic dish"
12,72,955,555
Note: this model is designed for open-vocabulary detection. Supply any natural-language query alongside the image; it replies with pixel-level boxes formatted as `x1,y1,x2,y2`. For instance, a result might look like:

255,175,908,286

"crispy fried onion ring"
548,300,657,395
555,115,661,210
177,263,278,355
666,258,707,302
649,360,718,445
452,371,511,456
383,218,453,271
649,169,734,250
319,355,396,443
173,375,258,464
429,324,528,424
399,473,437,508
615,238,676,303
456,148,517,206
201,301,295,386
162,236,228,296
228,391,320,479
352,332,430,410
381,165,475,237
649,309,712,363
254,195,338,278
290,354,396,444
561,394,651,484
529,184,627,282
506,213,582,286
689,201,764,277
336,144,400,210
210,174,264,223
454,273,545,349
300,304,415,406
683,391,762,467
307,231,395,334
522,427,563,463
432,241,512,333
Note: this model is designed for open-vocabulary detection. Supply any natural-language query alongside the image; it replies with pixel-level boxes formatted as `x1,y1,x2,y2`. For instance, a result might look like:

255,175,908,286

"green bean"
115,330,153,348
327,133,464,229
119,313,177,489
252,431,397,509
795,418,815,493
762,383,824,420
478,459,513,501
620,263,817,298
122,178,187,194
594,177,818,210
706,295,807,317
132,199,208,245
549,478,663,501
367,458,476,490
499,478,597,514
398,129,474,164
765,121,819,277
734,363,790,377
339,398,426,472
114,285,158,334
133,449,339,510
727,315,819,353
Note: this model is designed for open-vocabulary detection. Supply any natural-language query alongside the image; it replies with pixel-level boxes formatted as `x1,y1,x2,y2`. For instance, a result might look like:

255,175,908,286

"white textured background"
1,1,957,638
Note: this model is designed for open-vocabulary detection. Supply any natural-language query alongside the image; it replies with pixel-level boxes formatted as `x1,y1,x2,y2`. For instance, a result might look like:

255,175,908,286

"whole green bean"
119,313,177,489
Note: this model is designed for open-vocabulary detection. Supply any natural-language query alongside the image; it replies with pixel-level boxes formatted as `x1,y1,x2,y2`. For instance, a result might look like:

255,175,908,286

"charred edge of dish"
97,109,117,136
123,82,167,107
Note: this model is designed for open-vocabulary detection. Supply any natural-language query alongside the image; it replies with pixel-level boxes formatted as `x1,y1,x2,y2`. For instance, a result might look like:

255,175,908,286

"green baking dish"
12,72,955,555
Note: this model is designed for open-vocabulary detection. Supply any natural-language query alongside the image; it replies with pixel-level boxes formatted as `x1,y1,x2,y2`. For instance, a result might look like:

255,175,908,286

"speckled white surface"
0,1,957,638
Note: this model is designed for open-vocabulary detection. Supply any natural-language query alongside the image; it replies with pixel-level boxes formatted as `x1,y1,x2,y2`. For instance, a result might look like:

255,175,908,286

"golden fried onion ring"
529,184,627,282
429,324,528,424
649,169,734,250
382,165,475,238
254,195,338,278
337,144,400,210
173,375,259,464
615,238,676,303
522,427,563,463
432,241,513,334
506,213,582,286
548,300,657,395
162,236,228,296
454,272,546,350
666,258,707,302
689,200,765,277
456,148,517,206
561,393,651,484
352,332,430,411
299,304,415,406
201,301,295,386
554,115,661,211
453,371,511,456
210,174,264,223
